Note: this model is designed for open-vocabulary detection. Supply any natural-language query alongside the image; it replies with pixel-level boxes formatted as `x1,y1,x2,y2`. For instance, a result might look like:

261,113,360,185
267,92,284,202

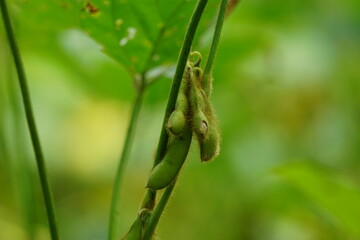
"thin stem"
142,0,208,239
142,181,176,240
152,0,208,168
203,0,229,96
0,1,59,239
108,82,146,240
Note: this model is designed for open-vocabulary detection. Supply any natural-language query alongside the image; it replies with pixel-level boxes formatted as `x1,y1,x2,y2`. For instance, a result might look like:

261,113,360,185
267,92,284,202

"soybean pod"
146,127,192,190
198,76,221,162
167,68,190,136
199,112,220,162
189,66,209,140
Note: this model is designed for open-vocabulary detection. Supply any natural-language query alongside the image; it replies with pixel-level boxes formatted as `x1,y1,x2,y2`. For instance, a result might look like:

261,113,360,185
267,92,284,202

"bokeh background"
1,0,360,239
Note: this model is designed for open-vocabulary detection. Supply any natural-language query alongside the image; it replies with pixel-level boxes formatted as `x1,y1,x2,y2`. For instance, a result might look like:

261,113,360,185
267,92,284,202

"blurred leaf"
79,0,220,75
11,0,222,77
276,162,360,239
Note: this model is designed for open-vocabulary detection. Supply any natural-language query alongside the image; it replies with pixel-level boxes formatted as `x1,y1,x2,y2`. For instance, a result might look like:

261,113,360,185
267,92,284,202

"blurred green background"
1,0,360,239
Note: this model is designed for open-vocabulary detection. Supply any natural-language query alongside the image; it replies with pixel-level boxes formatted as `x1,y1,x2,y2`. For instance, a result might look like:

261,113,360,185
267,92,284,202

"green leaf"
79,0,220,75
11,0,221,77
275,162,360,239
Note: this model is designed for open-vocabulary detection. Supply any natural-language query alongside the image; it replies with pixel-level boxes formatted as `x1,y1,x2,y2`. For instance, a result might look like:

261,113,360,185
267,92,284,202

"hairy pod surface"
193,110,208,138
175,91,188,113
202,74,213,97
146,127,192,190
199,95,220,162
199,119,220,162
189,67,209,140
167,68,190,136
167,110,186,135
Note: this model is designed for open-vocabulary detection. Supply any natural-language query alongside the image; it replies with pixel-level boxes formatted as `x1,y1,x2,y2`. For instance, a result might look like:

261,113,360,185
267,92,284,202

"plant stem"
108,81,145,240
0,1,59,239
142,181,176,240
142,0,208,239
203,0,229,96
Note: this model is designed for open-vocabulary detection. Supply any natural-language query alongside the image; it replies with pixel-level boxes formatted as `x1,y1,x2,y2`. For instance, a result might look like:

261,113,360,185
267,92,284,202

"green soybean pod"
199,119,220,162
201,74,213,98
199,95,221,162
176,82,189,113
146,127,192,190
189,67,209,139
167,110,186,135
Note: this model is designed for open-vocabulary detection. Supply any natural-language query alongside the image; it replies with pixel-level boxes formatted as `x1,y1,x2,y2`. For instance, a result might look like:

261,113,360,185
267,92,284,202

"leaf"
11,0,221,77
275,162,360,239
79,0,220,75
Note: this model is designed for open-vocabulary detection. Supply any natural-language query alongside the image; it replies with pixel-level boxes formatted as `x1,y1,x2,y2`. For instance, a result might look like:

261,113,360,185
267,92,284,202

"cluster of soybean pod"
122,51,220,239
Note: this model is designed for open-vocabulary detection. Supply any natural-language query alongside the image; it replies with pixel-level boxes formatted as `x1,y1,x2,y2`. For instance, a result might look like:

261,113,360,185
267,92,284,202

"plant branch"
203,0,229,95
108,80,146,240
142,181,176,240
0,1,59,239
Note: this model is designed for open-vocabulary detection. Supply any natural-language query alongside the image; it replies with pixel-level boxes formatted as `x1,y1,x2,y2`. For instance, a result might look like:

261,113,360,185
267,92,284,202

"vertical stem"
142,181,176,240
203,0,229,96
0,1,59,239
108,83,145,240
142,0,208,239
1,39,37,240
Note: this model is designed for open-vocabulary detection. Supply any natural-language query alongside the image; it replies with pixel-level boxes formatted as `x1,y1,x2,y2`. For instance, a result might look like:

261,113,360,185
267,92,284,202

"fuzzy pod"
189,67,209,139
199,93,221,162
167,110,186,135
192,109,208,138
166,67,190,136
199,120,220,162
175,91,188,114
146,128,192,190
201,74,213,97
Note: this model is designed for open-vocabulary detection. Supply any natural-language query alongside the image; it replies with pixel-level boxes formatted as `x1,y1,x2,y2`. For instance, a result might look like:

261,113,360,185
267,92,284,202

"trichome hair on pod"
189,51,221,162
189,66,209,140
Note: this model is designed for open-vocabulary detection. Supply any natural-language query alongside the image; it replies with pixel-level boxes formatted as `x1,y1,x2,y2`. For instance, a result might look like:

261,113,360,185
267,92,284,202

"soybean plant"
121,0,229,238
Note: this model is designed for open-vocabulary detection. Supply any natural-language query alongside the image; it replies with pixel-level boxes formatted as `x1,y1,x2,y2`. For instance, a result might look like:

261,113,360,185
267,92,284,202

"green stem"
142,0,208,239
203,0,229,96
0,1,59,239
143,181,176,240
108,82,145,240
